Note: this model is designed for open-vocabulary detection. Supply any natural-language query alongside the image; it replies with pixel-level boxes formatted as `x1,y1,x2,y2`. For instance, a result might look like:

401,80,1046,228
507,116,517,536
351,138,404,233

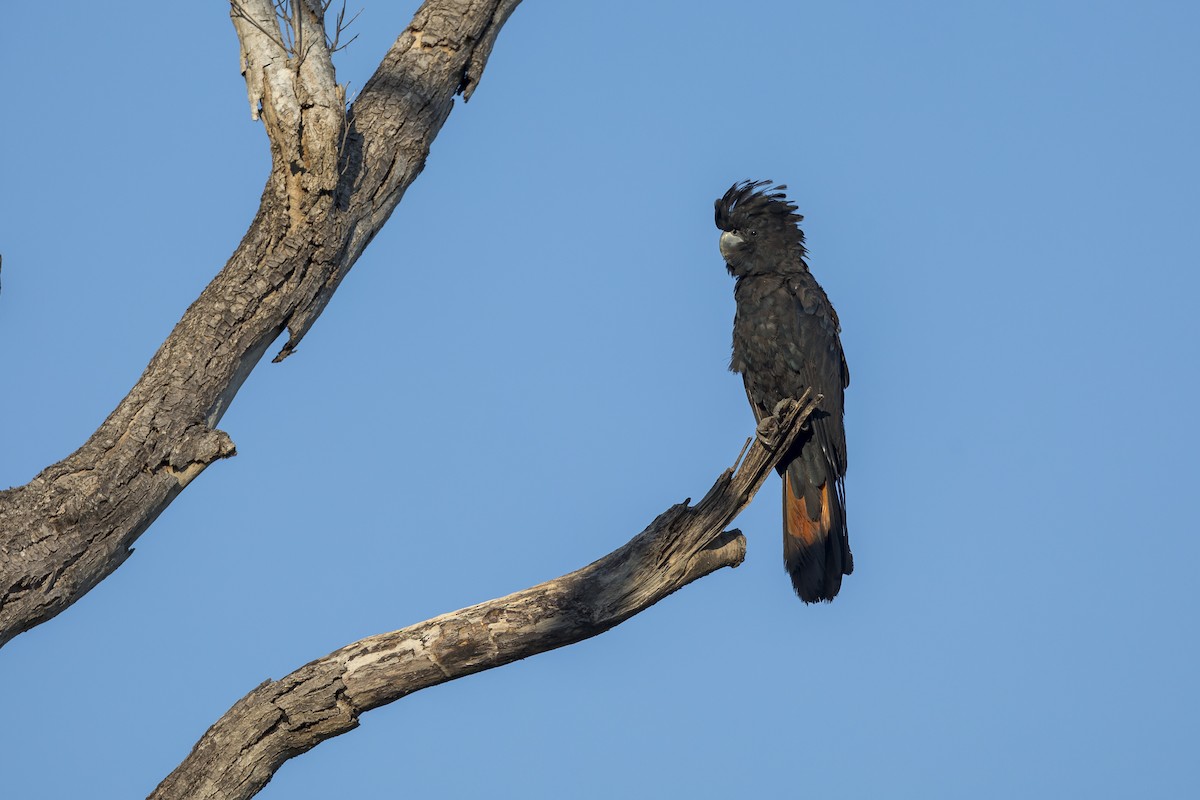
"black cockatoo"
715,180,852,602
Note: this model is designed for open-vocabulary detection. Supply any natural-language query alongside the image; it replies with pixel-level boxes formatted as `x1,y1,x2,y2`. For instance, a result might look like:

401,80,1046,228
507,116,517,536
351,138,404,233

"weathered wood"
150,396,817,800
0,0,524,649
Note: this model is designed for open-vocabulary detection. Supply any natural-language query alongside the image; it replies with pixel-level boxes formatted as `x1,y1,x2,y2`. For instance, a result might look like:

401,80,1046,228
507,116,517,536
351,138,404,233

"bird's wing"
783,273,848,474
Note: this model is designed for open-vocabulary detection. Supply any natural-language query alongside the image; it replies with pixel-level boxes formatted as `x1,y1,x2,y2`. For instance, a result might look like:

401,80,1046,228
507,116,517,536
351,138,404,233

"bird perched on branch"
715,180,852,602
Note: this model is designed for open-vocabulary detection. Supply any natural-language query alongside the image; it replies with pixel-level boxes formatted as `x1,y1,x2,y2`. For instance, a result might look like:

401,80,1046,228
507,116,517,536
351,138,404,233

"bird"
715,180,852,602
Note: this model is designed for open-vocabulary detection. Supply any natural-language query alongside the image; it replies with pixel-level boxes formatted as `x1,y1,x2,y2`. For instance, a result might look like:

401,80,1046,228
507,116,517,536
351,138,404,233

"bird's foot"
755,415,782,449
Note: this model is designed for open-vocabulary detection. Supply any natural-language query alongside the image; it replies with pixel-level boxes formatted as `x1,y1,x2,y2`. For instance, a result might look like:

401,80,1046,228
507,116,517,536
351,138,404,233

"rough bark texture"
150,395,817,800
0,0,524,649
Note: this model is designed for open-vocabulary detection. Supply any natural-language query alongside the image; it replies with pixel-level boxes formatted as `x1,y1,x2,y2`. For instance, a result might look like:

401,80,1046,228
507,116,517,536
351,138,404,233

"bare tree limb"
150,395,817,800
230,0,289,114
0,0,523,649
231,0,343,226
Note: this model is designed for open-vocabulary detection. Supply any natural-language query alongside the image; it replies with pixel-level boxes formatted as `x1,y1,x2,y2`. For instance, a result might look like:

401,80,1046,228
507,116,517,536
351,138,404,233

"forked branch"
150,395,816,800
0,0,523,650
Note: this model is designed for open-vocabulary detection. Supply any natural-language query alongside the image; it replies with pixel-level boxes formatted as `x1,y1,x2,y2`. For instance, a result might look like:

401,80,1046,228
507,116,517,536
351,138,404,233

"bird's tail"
782,458,852,603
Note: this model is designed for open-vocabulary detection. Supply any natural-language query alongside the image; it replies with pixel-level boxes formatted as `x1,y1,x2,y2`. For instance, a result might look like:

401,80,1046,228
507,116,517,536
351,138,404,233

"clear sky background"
2,2,1198,798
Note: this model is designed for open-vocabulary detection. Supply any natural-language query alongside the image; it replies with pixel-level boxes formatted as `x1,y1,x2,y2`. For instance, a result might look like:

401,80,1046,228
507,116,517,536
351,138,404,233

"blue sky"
2,1,1198,797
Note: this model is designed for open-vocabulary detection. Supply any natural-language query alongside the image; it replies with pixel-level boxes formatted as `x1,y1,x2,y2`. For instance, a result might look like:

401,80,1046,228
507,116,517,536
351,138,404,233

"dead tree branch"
0,0,524,649
150,395,817,800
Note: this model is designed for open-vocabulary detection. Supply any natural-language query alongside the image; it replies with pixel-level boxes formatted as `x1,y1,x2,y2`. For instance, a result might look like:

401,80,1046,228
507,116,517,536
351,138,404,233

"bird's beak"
719,230,744,259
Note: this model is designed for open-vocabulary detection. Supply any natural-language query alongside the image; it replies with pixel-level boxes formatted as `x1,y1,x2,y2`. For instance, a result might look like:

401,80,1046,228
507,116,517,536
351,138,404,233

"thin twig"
329,2,362,53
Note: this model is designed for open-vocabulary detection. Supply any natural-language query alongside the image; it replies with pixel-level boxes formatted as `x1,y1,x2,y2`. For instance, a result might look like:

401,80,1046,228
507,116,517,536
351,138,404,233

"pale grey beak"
719,230,744,259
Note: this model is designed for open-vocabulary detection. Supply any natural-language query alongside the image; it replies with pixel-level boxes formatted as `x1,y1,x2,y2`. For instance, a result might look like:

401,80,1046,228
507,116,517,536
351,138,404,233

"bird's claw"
755,415,782,448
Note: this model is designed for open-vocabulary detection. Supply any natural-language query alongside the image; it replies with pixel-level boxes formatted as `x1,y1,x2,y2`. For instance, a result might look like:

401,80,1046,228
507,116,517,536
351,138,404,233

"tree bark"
150,395,817,800
0,0,523,649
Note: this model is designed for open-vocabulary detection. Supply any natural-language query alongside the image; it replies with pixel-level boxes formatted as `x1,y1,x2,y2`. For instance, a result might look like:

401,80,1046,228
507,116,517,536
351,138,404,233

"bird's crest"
715,180,805,241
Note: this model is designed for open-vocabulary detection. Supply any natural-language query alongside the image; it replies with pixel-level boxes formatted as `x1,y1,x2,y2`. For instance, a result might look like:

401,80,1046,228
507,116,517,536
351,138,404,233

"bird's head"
715,180,807,277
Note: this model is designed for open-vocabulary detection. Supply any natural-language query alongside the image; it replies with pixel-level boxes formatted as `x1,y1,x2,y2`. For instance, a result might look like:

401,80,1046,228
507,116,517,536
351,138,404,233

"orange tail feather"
783,473,850,602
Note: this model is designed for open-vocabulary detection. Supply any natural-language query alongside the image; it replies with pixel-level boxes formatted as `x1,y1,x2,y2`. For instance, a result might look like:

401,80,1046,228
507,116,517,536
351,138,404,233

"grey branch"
0,0,524,649
150,395,817,800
